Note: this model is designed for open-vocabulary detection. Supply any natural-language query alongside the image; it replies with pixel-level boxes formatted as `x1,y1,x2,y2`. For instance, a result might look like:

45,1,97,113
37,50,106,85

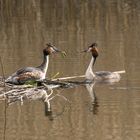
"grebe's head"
82,43,99,66
82,43,98,57
43,43,61,55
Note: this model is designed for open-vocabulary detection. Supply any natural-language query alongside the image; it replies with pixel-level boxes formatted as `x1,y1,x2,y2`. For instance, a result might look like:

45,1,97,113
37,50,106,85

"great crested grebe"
6,43,62,84
83,43,125,82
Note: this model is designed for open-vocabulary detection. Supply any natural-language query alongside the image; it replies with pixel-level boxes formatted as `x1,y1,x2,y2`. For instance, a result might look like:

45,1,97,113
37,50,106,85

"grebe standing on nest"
83,43,125,82
6,43,62,84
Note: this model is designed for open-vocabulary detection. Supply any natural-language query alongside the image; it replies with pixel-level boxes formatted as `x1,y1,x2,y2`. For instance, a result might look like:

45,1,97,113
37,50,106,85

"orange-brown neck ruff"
91,47,98,66
91,47,98,58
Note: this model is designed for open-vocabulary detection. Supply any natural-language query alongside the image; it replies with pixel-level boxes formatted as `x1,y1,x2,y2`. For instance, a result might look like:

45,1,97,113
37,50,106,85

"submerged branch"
0,72,89,109
0,76,75,106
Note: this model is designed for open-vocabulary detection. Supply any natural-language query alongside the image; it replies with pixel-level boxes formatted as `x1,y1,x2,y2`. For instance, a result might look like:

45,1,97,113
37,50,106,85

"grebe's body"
84,43,125,82
6,43,61,84
6,67,47,85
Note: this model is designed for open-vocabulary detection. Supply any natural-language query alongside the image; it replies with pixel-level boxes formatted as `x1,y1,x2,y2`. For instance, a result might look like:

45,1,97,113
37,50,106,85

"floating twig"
52,75,85,81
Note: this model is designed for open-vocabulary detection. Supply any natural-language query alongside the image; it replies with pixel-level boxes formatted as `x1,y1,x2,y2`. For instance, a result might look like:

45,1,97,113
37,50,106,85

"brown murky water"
0,0,140,140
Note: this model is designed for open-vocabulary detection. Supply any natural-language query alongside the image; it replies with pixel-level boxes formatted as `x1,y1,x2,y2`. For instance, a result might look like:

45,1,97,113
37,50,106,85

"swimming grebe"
83,43,125,82
6,43,62,84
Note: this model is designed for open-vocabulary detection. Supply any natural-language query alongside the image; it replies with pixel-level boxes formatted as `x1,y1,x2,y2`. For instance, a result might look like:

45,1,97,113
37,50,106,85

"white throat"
85,57,95,80
44,55,49,75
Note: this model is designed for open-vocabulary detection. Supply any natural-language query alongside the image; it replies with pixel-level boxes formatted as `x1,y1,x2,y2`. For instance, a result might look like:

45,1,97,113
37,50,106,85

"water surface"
0,0,140,140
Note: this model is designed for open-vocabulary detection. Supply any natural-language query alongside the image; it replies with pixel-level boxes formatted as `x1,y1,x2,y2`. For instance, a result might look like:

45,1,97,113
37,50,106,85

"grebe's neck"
85,57,96,80
39,55,49,75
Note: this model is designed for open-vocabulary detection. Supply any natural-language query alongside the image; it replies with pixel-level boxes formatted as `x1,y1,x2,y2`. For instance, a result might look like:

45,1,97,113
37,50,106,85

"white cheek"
50,48,55,53
87,48,92,52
